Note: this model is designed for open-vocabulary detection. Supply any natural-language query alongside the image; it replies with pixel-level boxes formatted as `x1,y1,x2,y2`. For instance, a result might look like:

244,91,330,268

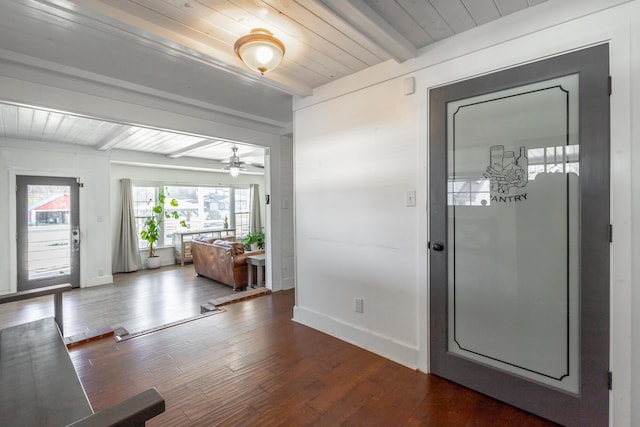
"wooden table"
247,254,266,288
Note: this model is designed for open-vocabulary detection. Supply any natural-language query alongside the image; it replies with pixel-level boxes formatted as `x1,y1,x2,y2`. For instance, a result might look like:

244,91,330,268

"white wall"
629,15,640,426
293,0,639,425
294,78,420,364
0,138,112,293
110,162,267,269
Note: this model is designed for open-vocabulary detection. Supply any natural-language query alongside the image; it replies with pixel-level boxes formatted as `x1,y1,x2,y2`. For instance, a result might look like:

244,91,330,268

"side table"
247,254,266,288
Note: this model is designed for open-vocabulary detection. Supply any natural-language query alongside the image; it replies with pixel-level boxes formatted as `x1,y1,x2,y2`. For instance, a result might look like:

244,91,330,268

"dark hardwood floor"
69,290,559,427
0,264,237,337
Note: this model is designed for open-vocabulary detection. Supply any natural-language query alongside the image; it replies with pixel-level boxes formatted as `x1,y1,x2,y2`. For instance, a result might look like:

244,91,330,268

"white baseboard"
280,276,295,290
292,305,419,370
83,274,113,287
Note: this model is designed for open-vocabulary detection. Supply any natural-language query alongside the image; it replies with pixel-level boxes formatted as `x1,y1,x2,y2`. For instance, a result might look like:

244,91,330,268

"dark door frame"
16,175,81,291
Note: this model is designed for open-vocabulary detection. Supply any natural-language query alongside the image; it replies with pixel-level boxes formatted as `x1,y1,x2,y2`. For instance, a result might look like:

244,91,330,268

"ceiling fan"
222,145,264,177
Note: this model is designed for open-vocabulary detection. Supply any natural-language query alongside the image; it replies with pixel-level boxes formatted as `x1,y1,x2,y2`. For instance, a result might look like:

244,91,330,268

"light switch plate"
406,190,416,207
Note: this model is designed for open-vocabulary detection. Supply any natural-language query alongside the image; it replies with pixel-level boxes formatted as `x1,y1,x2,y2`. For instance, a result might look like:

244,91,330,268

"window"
133,186,157,249
132,184,251,250
234,188,250,237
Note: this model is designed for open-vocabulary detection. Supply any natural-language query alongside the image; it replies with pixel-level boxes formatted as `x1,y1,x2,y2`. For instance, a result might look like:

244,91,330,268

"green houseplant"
140,192,186,265
242,230,265,251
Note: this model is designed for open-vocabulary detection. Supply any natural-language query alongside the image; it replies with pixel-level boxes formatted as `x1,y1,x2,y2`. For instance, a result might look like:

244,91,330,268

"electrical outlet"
355,298,363,313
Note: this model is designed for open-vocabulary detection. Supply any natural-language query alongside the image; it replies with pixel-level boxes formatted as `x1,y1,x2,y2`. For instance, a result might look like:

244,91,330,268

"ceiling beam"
109,149,265,175
95,126,144,151
166,139,222,159
318,0,417,62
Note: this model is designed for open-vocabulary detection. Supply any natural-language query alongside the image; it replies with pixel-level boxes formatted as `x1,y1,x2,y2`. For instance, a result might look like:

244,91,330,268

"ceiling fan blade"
241,162,264,169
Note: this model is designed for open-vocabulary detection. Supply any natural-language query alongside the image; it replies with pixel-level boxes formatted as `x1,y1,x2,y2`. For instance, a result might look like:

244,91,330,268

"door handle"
431,241,445,251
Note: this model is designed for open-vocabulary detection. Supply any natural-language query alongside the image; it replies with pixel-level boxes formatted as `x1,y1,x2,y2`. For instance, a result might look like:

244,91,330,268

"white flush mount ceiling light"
234,28,285,75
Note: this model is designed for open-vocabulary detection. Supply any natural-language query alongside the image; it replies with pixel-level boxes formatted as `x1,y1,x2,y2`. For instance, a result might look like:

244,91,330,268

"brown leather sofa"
191,239,265,290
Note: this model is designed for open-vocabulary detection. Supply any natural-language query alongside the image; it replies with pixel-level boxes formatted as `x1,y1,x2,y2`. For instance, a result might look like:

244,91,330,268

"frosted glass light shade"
234,28,285,75
229,165,241,178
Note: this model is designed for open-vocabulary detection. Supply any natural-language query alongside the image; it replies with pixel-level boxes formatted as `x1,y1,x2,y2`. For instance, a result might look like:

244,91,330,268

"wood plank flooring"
0,264,237,337
69,290,559,427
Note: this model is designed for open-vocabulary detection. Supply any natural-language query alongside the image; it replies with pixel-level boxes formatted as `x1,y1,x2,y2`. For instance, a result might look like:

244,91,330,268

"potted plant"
242,231,265,251
140,192,186,269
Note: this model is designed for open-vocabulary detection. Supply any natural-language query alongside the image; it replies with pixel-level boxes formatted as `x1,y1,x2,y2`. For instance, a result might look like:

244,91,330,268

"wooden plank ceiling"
0,0,547,168
40,0,546,96
0,103,266,171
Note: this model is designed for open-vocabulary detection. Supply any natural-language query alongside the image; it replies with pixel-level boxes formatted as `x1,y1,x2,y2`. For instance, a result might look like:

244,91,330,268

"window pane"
201,187,230,230
164,186,198,244
133,186,156,218
446,74,580,393
133,186,157,249
234,188,250,238
27,185,72,279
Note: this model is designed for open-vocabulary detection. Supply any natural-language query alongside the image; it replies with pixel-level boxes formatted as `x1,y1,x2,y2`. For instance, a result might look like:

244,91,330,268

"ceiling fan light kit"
234,28,285,75
226,145,244,177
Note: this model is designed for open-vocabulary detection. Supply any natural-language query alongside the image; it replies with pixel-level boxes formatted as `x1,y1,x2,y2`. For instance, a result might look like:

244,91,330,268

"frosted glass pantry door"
446,75,579,393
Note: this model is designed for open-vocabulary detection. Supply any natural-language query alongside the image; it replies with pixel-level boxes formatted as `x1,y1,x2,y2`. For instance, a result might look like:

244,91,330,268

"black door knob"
431,242,444,251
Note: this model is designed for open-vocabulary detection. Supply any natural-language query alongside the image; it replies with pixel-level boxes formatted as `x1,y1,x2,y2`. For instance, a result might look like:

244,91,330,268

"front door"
429,45,610,426
17,175,80,290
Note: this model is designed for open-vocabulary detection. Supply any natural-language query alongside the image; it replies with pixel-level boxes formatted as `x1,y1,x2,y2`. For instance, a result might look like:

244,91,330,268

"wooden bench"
0,284,165,426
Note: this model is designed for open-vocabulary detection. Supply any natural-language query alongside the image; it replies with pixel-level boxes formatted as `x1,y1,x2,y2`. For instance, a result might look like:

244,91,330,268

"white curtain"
249,184,262,234
112,179,142,273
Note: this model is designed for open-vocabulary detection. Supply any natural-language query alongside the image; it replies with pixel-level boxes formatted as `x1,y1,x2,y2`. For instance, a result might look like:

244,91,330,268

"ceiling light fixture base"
234,28,285,75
